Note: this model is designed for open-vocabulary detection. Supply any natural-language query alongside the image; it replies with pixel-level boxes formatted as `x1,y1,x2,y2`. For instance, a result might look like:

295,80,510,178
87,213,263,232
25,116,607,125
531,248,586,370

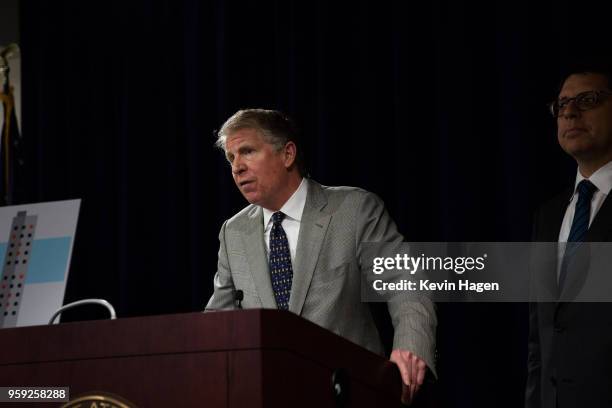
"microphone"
234,290,244,309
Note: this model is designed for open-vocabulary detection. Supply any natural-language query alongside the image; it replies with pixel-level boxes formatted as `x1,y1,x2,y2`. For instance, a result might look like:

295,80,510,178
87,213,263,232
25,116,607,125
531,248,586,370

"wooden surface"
0,310,402,407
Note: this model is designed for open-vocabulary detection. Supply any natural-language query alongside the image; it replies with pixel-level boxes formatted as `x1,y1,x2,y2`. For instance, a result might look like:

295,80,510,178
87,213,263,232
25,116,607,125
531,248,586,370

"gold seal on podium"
61,392,136,408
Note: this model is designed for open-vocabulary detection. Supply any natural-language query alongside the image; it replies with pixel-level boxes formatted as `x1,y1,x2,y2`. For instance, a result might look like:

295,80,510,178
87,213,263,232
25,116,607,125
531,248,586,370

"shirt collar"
262,178,308,228
574,160,612,196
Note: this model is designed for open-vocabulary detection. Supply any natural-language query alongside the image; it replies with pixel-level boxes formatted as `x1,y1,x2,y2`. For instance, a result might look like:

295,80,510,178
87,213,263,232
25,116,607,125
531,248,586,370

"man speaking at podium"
205,109,436,404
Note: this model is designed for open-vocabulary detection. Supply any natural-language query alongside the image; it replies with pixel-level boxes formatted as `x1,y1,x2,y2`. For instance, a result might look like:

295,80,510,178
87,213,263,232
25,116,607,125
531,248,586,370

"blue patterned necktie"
268,212,293,310
559,179,597,290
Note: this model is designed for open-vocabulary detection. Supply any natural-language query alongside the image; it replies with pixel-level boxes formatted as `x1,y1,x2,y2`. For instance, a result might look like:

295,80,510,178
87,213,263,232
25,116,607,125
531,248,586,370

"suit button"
554,324,565,333
550,376,557,386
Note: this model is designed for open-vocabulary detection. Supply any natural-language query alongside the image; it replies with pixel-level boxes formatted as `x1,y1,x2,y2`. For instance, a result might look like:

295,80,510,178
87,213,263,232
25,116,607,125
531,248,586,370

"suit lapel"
289,181,331,315
536,189,571,301
539,188,572,242
585,194,612,241
559,194,612,300
243,206,277,308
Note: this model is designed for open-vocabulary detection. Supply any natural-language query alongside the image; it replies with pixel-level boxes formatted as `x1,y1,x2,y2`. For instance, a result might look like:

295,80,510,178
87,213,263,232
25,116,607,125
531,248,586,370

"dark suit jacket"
526,188,612,408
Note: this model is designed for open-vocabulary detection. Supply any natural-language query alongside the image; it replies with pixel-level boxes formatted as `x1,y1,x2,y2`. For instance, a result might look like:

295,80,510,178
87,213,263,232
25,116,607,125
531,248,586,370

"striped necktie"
559,179,597,290
268,212,293,310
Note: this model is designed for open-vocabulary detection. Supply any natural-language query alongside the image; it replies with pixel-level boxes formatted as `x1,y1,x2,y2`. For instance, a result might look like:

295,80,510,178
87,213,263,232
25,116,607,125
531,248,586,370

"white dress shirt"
556,161,612,278
558,161,612,242
262,178,308,262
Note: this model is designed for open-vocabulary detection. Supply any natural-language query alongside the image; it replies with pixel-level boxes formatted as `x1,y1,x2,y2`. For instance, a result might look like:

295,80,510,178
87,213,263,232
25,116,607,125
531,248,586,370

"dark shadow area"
17,0,612,406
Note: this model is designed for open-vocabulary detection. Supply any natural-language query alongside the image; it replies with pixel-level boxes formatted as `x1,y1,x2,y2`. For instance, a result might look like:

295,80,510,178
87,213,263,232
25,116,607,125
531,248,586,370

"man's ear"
283,141,297,169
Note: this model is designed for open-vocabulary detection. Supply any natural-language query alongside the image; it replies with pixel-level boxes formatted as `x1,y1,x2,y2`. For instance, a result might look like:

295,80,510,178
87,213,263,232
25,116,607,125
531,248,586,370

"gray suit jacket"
206,180,437,374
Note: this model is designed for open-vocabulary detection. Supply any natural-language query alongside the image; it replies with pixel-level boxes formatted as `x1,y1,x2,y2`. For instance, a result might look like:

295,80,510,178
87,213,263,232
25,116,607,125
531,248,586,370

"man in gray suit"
206,109,436,404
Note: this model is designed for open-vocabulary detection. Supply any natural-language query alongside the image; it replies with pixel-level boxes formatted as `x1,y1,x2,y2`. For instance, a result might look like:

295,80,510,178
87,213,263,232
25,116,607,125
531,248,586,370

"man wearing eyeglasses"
526,64,612,408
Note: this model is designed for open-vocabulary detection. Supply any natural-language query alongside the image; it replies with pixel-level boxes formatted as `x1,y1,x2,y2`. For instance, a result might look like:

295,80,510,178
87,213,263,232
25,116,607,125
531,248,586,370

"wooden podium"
0,310,402,407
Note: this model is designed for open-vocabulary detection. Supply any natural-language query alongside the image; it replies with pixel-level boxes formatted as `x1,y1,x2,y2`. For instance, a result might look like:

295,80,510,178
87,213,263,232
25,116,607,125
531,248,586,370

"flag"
0,49,23,206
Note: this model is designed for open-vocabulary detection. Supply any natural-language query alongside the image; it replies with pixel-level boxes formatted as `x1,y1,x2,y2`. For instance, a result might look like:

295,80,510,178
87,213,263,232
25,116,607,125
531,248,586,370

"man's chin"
241,192,261,206
561,141,597,160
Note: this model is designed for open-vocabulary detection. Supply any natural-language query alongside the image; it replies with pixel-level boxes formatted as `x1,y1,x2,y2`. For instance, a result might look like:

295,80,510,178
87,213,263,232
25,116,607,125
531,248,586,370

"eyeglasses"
549,90,612,117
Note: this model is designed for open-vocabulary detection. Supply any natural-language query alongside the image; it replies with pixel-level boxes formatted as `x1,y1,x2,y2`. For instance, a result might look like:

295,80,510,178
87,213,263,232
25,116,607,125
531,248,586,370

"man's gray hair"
216,109,306,175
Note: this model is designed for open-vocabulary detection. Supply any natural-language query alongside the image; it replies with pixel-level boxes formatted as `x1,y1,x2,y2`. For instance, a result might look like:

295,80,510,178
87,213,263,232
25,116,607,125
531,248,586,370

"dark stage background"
17,1,611,407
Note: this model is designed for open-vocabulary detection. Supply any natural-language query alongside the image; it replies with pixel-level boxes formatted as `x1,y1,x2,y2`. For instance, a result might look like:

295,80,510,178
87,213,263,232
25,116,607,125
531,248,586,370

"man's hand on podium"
390,349,427,405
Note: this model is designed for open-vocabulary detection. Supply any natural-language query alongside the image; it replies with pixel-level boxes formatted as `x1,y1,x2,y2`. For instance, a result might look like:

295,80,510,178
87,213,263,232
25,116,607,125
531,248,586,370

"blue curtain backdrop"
19,1,611,406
